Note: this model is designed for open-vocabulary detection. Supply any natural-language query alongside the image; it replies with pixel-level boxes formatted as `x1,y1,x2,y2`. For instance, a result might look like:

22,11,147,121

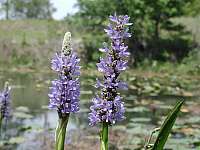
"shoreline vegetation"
0,17,199,69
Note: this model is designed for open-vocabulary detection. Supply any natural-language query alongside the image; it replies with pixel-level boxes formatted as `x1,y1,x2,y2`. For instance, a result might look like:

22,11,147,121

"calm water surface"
0,71,200,150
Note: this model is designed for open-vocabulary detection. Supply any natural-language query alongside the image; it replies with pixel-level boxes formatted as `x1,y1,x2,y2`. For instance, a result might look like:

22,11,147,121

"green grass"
0,19,68,43
0,17,199,74
0,19,72,68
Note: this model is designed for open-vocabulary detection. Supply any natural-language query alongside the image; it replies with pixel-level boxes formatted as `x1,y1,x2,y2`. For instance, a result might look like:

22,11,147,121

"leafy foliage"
72,0,198,63
0,0,55,19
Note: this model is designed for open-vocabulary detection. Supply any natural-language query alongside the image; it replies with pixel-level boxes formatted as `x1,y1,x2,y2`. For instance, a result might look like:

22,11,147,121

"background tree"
0,0,10,19
72,0,198,63
184,0,200,16
143,0,190,40
10,0,55,19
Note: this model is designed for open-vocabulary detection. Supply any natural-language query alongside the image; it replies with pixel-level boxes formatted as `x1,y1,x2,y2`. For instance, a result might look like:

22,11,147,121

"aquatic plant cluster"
48,32,80,117
0,14,184,150
89,14,132,126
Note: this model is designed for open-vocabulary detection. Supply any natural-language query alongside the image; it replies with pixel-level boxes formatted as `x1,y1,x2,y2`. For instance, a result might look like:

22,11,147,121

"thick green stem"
0,115,3,137
100,121,109,150
55,114,69,150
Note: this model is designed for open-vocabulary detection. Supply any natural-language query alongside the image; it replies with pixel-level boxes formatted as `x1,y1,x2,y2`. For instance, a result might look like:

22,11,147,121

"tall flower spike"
0,82,11,120
48,32,80,150
48,32,80,118
89,14,132,127
88,14,132,150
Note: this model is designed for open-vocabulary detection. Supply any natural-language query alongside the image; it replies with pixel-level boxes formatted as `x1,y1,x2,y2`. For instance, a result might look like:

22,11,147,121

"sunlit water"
0,71,200,150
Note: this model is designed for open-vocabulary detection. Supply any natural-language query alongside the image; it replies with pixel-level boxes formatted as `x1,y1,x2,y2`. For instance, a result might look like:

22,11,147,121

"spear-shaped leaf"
152,100,184,150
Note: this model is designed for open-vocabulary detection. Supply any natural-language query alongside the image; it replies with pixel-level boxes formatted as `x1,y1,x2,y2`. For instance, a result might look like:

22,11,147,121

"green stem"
55,114,69,150
100,121,109,150
0,115,3,137
0,115,2,128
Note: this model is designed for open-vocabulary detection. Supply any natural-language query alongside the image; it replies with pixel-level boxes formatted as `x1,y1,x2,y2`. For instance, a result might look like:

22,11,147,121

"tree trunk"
5,0,9,19
155,19,160,40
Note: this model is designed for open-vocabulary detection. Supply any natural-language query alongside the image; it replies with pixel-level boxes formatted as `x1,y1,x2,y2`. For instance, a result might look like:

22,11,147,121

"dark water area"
0,71,200,150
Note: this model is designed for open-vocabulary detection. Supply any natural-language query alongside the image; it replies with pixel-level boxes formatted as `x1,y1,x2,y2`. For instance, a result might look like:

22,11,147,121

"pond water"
0,71,200,150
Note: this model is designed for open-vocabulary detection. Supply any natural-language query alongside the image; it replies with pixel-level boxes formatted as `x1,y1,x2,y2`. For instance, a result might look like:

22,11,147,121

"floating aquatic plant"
88,14,132,150
48,32,80,150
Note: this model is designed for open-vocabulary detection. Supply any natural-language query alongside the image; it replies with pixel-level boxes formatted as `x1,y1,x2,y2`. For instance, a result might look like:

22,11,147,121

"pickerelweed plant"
48,32,80,150
88,14,132,150
0,82,11,131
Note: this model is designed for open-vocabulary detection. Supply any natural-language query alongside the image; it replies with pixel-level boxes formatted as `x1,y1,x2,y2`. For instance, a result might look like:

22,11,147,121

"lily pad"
14,112,33,119
130,117,151,123
8,137,26,144
15,106,30,113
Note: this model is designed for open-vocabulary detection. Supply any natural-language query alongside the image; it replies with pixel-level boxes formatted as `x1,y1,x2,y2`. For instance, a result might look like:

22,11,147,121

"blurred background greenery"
0,0,199,73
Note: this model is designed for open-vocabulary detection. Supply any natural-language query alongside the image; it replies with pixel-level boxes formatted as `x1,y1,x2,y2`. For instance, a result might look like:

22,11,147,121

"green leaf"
152,100,184,150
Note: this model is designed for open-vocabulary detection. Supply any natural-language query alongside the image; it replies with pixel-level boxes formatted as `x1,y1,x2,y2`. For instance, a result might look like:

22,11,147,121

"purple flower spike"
0,82,11,119
89,14,132,126
48,32,80,118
